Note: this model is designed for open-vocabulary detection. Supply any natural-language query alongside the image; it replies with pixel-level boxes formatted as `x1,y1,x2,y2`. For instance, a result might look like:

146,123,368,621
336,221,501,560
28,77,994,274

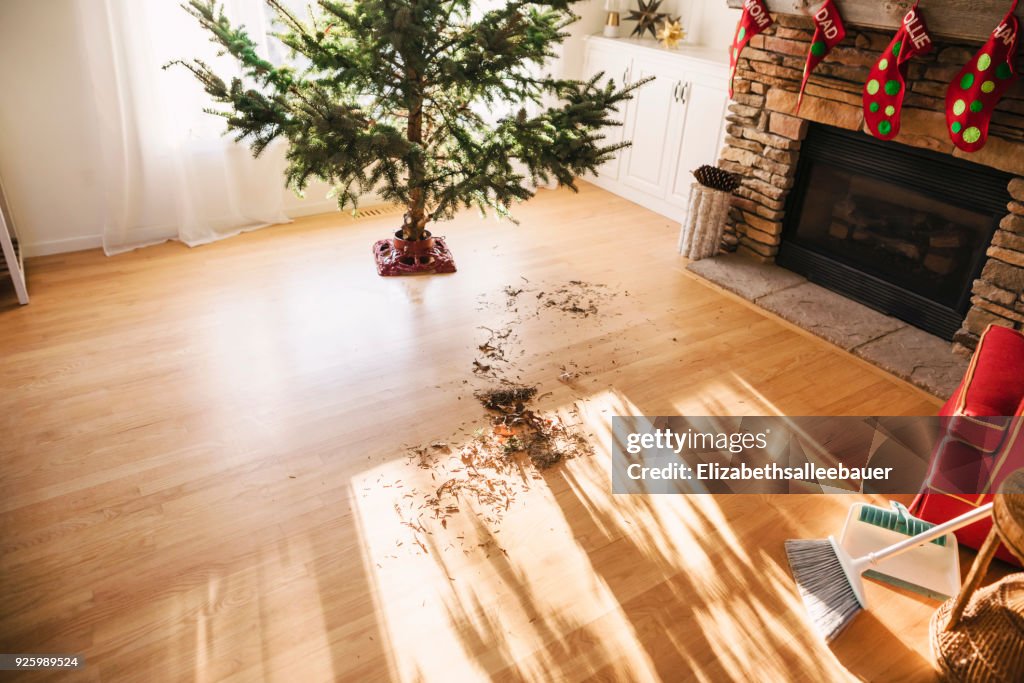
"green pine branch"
169,0,644,240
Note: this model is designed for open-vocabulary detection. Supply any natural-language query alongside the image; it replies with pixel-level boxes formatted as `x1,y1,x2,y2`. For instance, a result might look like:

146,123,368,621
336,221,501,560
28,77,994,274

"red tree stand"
373,232,457,276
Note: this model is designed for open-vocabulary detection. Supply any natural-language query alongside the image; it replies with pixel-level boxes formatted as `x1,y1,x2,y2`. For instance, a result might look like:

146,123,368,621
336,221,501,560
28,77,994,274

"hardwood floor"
1,182,956,682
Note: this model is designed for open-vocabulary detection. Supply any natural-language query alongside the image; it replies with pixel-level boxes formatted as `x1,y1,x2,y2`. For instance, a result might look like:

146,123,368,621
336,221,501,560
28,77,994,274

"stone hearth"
712,12,1024,354
687,254,968,396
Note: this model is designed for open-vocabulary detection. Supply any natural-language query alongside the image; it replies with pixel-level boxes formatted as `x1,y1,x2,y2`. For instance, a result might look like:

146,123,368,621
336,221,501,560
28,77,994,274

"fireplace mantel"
725,0,1020,43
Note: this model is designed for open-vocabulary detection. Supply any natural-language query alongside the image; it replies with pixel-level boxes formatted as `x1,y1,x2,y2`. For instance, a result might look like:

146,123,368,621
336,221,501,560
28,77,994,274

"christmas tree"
170,0,642,271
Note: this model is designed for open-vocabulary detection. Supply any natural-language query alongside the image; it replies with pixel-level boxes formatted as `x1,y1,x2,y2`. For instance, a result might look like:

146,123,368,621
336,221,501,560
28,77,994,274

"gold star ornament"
657,19,685,49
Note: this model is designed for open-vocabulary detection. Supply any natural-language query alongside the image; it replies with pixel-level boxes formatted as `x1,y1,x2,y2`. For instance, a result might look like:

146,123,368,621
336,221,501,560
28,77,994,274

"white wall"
0,0,336,257
0,0,106,256
553,1,609,81
557,1,740,80
693,0,741,49
637,0,740,49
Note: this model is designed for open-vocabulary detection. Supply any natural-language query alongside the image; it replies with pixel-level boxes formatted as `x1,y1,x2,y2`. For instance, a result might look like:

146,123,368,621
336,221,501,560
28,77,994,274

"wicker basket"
930,573,1024,682
678,183,731,260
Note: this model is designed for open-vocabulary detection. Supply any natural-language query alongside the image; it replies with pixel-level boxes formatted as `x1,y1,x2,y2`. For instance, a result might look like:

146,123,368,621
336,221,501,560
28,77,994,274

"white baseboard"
22,200,344,257
20,192,400,257
284,198,340,218
587,175,687,224
23,234,103,258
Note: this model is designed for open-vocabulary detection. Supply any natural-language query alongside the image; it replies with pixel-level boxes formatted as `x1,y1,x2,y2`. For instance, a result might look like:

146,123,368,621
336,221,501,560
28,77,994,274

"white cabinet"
666,74,731,208
582,36,729,222
581,44,631,181
619,58,685,197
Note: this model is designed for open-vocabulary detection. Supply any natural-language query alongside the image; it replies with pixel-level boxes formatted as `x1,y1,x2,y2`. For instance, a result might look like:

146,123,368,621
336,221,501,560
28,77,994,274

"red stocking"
797,0,847,114
728,0,774,98
862,3,934,140
946,0,1020,152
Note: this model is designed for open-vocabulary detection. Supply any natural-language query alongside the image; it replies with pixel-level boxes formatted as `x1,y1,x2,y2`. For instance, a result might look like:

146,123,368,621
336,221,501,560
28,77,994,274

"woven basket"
678,184,731,260
930,573,1024,682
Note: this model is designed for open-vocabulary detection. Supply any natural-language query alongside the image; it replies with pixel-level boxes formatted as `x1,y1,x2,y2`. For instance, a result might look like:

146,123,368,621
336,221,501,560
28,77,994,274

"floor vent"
349,206,403,220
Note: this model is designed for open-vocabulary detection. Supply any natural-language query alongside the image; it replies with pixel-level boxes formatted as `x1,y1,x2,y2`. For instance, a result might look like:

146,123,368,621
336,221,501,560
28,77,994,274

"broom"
785,502,994,641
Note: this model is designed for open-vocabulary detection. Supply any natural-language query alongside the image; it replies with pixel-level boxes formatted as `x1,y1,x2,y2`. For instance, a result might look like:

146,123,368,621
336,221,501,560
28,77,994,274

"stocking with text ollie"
863,3,934,140
946,0,1020,153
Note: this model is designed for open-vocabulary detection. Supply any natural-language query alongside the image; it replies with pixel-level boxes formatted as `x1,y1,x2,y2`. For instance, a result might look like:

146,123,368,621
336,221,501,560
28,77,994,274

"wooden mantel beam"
725,0,1018,43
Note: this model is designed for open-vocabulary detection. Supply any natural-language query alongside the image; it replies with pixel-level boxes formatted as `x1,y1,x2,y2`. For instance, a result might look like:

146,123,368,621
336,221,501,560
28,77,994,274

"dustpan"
839,501,961,600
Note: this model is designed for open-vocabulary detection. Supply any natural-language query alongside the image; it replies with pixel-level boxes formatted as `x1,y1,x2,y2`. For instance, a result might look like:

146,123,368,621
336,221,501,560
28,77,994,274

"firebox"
777,124,1010,341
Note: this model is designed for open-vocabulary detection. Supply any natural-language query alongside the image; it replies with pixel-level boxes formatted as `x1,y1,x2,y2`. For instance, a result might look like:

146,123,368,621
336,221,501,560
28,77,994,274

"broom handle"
860,503,994,567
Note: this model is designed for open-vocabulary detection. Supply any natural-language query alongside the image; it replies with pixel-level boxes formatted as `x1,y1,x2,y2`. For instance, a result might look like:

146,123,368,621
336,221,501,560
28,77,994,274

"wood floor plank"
1,183,951,682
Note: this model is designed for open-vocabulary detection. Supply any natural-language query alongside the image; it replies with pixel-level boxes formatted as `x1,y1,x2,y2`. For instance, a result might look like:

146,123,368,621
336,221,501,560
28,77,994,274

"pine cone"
692,165,739,193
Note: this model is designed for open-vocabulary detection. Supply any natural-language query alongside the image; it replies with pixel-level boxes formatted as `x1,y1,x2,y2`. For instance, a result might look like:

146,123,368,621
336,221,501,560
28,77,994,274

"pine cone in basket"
692,165,739,193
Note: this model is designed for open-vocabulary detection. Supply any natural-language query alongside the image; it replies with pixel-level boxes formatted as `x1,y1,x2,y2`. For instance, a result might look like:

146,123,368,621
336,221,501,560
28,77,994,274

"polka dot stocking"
863,3,934,140
945,0,1020,153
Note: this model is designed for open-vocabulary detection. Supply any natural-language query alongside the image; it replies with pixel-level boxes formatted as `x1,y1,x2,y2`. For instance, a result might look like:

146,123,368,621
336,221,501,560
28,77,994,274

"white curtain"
75,0,292,255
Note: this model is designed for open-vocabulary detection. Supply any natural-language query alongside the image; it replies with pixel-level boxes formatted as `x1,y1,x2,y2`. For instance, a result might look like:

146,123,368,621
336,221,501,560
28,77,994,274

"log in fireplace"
777,124,1011,341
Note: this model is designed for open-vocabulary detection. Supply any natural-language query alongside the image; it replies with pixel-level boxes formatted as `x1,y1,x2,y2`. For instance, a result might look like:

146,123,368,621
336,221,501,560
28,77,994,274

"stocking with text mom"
728,0,773,97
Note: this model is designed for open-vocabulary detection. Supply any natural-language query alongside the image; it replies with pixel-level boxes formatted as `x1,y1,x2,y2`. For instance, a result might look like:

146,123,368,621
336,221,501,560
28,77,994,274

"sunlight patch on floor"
666,373,787,417
350,453,661,681
344,387,865,681
577,389,855,681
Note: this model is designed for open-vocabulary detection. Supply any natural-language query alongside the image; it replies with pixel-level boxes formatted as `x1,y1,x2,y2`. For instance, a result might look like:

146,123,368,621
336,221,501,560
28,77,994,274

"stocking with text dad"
797,0,847,114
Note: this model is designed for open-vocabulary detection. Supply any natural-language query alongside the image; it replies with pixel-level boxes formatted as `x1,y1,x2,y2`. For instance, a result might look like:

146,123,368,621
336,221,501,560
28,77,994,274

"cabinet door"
582,46,631,181
618,60,685,199
666,75,730,210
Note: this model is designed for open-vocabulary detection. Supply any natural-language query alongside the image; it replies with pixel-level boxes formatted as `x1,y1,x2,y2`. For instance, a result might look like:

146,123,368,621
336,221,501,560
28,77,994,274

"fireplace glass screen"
778,125,1010,340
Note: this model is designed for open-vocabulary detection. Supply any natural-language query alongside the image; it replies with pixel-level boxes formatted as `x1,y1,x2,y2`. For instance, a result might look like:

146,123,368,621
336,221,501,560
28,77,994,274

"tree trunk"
403,75,428,242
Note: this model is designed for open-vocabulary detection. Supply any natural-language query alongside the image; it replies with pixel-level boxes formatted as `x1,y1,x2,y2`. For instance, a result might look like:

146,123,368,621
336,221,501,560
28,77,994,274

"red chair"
909,324,1024,566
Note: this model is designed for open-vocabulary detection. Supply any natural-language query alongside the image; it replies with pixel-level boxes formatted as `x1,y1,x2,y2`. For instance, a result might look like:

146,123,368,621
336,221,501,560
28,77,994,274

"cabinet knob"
672,81,680,101
622,68,629,85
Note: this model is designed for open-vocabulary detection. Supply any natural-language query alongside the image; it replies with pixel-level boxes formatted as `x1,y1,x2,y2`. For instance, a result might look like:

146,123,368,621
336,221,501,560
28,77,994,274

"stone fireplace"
716,12,1024,354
